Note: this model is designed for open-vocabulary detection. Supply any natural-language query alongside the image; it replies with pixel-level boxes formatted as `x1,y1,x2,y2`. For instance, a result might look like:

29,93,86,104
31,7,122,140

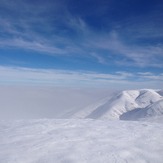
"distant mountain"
71,89,163,121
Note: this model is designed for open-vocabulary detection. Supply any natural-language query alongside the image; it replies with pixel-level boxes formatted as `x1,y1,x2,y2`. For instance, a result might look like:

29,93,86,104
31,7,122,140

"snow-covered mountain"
72,89,163,121
1,88,163,163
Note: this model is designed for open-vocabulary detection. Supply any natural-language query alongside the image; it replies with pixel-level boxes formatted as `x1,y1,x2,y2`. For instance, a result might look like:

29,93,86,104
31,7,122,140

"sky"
0,0,163,88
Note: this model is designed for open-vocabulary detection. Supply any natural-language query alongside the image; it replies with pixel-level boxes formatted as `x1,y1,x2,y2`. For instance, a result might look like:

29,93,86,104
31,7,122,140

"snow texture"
0,119,163,163
72,89,163,121
0,88,163,163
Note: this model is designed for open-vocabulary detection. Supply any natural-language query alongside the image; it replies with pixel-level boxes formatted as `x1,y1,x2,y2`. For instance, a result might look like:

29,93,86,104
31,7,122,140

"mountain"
71,89,163,121
1,89,163,163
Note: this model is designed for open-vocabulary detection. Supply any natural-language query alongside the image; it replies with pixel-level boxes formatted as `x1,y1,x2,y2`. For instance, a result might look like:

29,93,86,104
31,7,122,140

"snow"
0,87,163,163
0,119,163,163
72,89,163,121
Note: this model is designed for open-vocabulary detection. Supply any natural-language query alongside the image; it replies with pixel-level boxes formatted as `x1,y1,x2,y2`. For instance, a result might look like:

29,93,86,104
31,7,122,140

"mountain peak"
71,89,163,121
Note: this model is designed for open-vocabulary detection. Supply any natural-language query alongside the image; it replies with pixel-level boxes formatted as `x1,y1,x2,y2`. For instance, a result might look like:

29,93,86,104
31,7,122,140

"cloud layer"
0,66,162,89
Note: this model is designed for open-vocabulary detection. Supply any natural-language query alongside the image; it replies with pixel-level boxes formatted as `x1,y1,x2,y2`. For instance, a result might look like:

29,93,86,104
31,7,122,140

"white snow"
0,87,163,163
73,89,163,121
0,119,163,163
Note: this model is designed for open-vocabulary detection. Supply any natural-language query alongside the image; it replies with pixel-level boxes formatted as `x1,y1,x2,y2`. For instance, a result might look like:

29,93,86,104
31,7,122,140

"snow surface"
0,119,163,163
72,89,163,121
0,88,163,163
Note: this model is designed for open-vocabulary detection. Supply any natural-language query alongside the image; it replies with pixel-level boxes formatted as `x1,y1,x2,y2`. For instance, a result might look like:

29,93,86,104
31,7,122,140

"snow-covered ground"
0,87,163,163
72,89,163,121
0,119,163,163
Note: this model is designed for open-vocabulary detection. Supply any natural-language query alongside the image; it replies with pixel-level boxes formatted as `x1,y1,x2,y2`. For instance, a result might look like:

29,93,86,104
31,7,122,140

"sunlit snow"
0,87,163,163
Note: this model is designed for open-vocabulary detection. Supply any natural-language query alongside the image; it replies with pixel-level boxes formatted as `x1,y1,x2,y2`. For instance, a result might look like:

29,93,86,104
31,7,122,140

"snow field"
0,88,163,163
0,119,163,163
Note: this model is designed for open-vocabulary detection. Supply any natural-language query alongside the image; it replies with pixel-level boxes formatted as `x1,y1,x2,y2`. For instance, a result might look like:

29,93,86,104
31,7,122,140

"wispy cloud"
0,0,79,54
138,72,163,81
0,0,163,69
0,38,66,55
0,66,162,89
88,31,163,67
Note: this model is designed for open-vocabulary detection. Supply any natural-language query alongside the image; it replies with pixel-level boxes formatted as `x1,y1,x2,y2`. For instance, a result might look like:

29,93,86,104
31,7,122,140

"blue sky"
0,0,163,88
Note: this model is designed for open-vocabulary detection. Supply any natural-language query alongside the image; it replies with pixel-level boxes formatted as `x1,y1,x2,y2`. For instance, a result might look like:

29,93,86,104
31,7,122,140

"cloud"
88,31,163,67
138,72,163,81
137,72,153,76
0,0,163,69
0,66,162,89
0,1,88,56
0,38,66,54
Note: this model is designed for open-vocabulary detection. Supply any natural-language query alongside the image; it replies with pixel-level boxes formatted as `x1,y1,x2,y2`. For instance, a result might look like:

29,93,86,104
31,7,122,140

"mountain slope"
72,89,163,120
146,99,163,117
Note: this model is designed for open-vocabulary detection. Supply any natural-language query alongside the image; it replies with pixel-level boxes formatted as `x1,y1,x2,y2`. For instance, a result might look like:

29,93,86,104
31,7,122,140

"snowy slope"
157,89,163,96
0,119,163,163
120,99,163,120
145,99,163,117
0,89,163,163
72,89,163,120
